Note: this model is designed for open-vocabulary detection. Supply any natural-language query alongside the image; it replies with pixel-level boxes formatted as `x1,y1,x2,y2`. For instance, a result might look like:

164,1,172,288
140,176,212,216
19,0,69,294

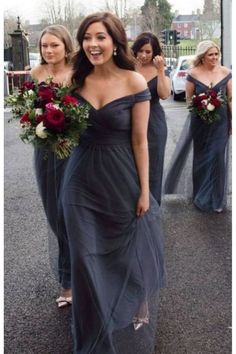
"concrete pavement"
4,110,231,354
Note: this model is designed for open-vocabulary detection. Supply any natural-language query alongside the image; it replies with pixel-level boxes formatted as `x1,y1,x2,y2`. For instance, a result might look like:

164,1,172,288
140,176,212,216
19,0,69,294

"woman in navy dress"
60,12,165,354
164,40,232,212
132,32,171,205
31,25,74,306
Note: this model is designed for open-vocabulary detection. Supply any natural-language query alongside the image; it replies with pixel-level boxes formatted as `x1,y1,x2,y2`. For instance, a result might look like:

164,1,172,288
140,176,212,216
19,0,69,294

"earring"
113,48,117,56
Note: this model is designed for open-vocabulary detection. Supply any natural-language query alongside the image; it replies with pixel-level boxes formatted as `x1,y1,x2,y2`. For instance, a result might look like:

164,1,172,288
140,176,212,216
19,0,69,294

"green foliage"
158,0,173,29
141,0,173,34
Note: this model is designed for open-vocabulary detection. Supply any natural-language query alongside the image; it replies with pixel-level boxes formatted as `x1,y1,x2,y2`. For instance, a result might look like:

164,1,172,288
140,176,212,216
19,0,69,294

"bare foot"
56,288,72,308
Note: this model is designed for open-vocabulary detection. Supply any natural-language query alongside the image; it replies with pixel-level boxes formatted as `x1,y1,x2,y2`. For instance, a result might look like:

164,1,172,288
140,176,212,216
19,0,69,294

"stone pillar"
9,17,30,70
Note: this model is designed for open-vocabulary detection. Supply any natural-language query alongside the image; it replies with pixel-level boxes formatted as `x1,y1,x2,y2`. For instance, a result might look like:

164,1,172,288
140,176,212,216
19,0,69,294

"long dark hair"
72,12,135,88
131,32,163,59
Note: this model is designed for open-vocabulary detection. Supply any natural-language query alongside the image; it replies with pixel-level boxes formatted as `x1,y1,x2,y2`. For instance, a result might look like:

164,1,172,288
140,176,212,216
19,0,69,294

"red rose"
210,98,221,108
208,90,217,99
62,95,78,106
38,86,56,102
193,96,205,108
20,112,31,124
21,81,35,92
43,109,65,133
198,95,207,101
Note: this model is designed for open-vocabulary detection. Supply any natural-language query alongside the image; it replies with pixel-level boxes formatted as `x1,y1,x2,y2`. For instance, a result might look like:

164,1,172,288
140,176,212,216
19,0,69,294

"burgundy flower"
20,112,30,124
43,109,65,133
21,80,35,92
193,96,205,108
210,98,221,108
38,85,56,103
62,95,78,106
208,90,217,99
35,113,45,124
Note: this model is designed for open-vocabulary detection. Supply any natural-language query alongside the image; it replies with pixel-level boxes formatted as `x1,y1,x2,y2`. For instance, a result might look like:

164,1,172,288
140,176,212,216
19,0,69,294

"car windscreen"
180,59,190,70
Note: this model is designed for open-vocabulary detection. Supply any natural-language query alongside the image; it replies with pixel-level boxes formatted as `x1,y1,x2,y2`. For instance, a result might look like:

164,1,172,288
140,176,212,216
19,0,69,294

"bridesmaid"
61,12,165,354
132,32,171,205
165,40,232,212
31,24,74,306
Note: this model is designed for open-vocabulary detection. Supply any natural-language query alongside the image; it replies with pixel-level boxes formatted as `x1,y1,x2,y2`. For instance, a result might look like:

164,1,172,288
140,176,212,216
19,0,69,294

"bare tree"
141,3,161,34
104,0,132,28
4,13,29,48
4,14,16,48
42,0,85,36
199,0,221,39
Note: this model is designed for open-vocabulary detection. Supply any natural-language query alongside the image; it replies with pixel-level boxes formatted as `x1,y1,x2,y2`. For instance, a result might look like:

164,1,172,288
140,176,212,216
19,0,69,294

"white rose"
201,99,208,106
36,121,47,139
35,108,43,115
206,103,215,111
23,89,34,98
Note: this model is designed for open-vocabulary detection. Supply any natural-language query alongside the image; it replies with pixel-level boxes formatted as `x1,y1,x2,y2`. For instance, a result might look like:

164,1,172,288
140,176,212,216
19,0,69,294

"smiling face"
82,21,116,66
136,43,153,65
203,47,220,67
40,33,66,65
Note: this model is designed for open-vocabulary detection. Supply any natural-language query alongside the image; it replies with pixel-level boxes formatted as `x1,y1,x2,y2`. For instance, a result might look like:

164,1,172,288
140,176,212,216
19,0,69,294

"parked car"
165,57,177,75
29,52,41,69
170,55,194,100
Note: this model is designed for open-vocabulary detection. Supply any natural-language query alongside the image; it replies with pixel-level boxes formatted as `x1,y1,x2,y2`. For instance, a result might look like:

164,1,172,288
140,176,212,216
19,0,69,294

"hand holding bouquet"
6,78,90,159
188,85,227,124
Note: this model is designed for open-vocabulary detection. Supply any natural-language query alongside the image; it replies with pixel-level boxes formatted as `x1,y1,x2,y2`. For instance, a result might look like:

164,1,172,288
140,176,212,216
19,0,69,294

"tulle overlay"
164,73,231,211
34,149,71,289
148,76,168,205
60,89,166,353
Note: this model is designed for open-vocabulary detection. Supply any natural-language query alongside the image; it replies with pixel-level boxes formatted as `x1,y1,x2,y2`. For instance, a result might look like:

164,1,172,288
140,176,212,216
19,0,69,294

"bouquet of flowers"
187,86,227,124
6,78,90,159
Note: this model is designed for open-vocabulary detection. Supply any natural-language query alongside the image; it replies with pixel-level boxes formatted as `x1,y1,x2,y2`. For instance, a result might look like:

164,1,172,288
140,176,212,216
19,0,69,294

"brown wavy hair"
72,12,135,88
38,25,74,65
131,32,163,59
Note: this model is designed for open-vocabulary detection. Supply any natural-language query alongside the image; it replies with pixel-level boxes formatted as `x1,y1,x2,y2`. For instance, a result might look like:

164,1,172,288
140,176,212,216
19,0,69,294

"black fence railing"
162,45,196,60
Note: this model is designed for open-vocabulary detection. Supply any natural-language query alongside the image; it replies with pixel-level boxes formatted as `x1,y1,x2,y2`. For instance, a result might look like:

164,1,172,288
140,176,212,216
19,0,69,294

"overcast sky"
4,0,204,24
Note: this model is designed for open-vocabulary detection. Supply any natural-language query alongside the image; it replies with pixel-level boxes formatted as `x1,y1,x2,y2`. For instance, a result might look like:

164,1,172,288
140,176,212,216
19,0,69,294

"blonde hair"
192,40,221,67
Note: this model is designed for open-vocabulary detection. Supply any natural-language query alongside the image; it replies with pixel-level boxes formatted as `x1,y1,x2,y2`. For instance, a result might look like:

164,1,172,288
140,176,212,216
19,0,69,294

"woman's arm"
226,78,232,115
153,55,171,99
226,77,232,135
132,99,150,216
185,79,195,105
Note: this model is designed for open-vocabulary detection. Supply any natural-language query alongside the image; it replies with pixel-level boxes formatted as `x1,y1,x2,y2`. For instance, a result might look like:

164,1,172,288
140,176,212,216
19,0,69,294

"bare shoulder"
30,65,45,80
220,66,231,76
188,67,198,78
124,70,148,93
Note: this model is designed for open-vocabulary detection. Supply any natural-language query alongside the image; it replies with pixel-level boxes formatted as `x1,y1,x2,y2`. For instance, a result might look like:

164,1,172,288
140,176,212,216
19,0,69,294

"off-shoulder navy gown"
147,76,168,205
61,89,166,354
34,150,71,289
165,73,231,211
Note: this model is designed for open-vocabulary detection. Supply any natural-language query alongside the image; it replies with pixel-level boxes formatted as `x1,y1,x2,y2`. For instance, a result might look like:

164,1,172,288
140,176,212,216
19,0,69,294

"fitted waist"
80,129,131,145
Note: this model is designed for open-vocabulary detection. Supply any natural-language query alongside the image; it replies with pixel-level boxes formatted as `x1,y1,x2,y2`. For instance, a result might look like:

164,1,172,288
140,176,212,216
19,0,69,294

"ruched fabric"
60,89,166,353
147,76,168,205
34,149,71,289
